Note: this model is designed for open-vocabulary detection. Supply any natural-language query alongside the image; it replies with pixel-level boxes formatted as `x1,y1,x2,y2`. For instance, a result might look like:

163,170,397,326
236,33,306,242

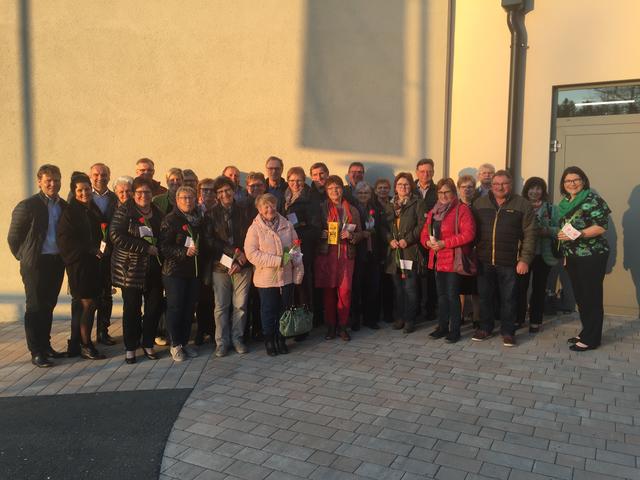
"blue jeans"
163,276,199,347
213,269,252,348
258,284,294,336
477,262,518,336
436,271,461,334
391,270,418,327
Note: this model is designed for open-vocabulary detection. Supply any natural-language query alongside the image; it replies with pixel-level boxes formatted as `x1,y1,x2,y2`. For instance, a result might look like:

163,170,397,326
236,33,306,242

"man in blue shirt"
8,165,68,367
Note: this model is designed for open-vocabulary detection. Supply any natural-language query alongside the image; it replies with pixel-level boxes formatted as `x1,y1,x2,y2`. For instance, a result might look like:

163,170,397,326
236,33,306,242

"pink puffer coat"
244,213,304,288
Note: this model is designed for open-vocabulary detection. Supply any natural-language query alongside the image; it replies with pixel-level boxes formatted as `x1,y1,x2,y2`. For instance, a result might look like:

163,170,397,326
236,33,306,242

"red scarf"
327,199,352,225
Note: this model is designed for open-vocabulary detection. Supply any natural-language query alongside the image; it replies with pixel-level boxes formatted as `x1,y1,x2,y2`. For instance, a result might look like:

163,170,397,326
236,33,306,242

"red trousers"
323,285,351,328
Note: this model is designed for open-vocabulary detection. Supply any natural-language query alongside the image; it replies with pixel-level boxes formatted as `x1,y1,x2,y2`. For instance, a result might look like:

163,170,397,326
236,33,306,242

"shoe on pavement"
502,335,517,347
233,342,248,354
215,344,228,358
31,354,53,368
170,345,187,362
472,330,491,341
445,333,461,343
429,328,448,339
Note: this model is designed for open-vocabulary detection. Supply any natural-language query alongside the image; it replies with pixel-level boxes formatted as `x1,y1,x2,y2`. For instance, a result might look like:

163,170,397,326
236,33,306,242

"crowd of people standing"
8,156,611,368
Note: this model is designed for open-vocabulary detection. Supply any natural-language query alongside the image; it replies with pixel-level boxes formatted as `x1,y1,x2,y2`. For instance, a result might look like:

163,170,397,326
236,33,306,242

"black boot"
97,328,116,346
264,336,277,356
275,332,289,355
80,343,106,360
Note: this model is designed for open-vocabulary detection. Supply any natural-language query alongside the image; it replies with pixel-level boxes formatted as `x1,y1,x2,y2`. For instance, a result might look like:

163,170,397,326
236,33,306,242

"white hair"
112,175,133,189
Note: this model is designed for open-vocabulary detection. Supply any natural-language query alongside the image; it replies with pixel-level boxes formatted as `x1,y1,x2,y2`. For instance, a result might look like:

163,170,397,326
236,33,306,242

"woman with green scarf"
556,166,611,352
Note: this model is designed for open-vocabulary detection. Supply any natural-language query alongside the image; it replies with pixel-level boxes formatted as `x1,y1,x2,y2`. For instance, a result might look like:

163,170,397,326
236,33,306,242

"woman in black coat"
110,177,163,364
57,174,105,360
160,186,210,362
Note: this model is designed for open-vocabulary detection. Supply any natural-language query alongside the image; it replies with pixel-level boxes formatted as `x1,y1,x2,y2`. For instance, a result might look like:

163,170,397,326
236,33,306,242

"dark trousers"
196,282,215,336
418,267,438,321
96,255,113,335
352,254,381,327
258,284,294,336
392,270,419,327
436,271,461,334
122,277,164,351
163,276,199,347
20,254,65,356
565,253,608,346
517,255,552,325
379,272,394,322
477,262,518,336
246,285,262,340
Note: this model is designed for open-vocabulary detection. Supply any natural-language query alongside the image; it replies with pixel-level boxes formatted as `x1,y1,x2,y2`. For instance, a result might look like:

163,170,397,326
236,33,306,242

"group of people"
8,156,611,368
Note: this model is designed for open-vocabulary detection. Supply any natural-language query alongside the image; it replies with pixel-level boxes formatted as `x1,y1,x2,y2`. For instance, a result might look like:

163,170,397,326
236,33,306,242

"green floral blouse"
558,191,611,257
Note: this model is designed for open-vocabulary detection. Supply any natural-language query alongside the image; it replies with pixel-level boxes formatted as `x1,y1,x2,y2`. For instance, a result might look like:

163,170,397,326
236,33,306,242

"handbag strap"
454,203,460,235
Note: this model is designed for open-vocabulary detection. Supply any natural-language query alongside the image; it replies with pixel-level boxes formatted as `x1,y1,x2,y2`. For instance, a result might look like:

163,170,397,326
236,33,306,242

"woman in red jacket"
421,178,476,343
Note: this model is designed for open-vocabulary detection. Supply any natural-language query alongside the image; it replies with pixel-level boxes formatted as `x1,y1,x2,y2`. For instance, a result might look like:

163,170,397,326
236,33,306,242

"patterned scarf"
261,214,280,232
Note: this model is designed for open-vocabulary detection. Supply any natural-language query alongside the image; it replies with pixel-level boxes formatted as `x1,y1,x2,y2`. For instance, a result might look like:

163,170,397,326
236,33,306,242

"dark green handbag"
279,306,313,337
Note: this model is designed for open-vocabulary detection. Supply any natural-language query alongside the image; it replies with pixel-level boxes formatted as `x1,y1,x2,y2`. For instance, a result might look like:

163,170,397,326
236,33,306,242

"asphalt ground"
0,389,191,480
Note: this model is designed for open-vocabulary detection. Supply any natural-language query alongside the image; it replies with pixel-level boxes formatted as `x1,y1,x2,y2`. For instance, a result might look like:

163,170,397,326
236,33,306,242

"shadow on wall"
300,0,406,156
623,185,640,316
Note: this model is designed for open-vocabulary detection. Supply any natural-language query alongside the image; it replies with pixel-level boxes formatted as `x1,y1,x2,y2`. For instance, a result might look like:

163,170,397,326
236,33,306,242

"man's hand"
236,251,247,266
229,263,240,275
516,261,529,275
390,239,399,249
398,239,408,249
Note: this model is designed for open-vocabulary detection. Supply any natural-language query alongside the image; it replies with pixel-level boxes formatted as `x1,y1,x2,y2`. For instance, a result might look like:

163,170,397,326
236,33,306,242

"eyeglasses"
248,184,264,190
396,183,411,188
200,188,215,193
288,179,304,184
437,190,453,195
492,182,511,188
177,196,195,201
216,188,234,195
134,190,152,196
460,185,475,189
563,178,583,185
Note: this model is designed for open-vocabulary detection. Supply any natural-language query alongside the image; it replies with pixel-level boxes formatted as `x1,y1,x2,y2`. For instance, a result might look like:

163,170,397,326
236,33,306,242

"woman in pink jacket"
245,193,304,356
421,178,476,343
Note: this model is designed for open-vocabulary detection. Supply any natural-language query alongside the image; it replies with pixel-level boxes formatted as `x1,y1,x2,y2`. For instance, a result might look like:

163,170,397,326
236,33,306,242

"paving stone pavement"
1,310,639,479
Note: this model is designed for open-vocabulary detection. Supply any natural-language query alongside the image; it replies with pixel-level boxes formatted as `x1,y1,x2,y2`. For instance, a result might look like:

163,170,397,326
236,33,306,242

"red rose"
293,239,302,246
369,209,375,216
138,217,146,224
101,223,108,230
234,248,241,254
182,224,189,232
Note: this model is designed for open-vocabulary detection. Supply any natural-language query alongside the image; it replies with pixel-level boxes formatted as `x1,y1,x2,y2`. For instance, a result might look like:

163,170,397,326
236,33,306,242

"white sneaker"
170,345,186,362
183,345,198,358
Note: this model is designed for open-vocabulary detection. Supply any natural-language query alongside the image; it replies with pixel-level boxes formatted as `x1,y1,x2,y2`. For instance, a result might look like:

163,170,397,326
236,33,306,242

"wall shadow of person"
622,185,640,317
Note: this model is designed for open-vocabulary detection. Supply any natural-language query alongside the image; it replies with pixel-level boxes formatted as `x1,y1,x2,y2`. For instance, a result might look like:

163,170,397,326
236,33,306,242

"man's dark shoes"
429,328,448,339
45,346,66,359
97,331,116,346
31,354,53,368
567,337,580,345
445,333,461,343
472,330,491,341
529,325,541,334
81,343,106,360
502,335,517,347
264,338,277,356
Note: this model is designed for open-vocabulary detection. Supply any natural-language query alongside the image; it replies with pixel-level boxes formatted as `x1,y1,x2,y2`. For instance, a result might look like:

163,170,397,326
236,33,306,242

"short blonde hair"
255,193,278,209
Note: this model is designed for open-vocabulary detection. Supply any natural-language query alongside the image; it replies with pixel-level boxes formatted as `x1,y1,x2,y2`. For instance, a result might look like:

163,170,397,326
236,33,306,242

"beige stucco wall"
449,0,640,182
0,0,449,299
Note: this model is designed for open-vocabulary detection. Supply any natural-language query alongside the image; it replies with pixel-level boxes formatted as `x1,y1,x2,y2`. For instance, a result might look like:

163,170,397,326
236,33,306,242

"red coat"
420,199,476,272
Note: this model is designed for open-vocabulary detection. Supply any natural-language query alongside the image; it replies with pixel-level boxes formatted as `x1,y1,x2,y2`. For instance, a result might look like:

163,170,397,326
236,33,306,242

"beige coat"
244,213,304,288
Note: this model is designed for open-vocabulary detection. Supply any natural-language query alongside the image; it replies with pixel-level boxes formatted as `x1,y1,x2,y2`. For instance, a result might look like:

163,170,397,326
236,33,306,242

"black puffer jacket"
283,186,321,258
109,200,163,290
472,192,537,267
160,209,211,278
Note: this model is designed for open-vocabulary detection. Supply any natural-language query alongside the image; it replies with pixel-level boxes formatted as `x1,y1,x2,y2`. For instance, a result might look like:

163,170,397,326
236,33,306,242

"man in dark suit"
90,162,118,345
414,158,438,322
8,164,68,367
343,162,365,205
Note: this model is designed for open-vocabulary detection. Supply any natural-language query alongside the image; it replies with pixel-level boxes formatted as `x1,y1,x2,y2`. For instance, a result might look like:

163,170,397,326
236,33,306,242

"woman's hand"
429,240,444,252
186,245,198,257
557,231,574,242
340,230,351,240
398,239,408,249
390,239,399,249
